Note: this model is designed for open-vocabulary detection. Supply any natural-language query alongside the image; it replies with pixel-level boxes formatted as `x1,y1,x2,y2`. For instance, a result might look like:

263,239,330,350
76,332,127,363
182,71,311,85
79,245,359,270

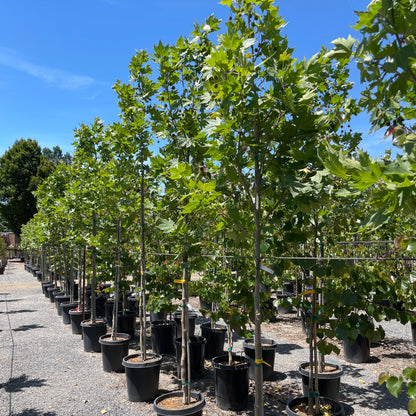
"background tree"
0,139,44,235
42,145,72,165
0,139,70,235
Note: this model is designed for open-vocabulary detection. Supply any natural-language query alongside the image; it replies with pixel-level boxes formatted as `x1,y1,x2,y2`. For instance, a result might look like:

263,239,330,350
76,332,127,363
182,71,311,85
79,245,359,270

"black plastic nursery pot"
173,310,197,337
175,336,206,380
151,320,176,355
150,311,167,323
61,302,78,325
200,322,226,360
343,334,370,363
411,322,416,346
104,300,122,327
117,311,137,338
55,294,70,315
80,319,107,352
299,362,343,401
99,333,131,372
212,354,249,411
127,296,139,313
122,353,162,402
286,396,345,416
42,282,54,297
153,391,205,416
50,289,63,303
198,296,212,311
46,285,59,300
69,309,91,335
243,337,277,381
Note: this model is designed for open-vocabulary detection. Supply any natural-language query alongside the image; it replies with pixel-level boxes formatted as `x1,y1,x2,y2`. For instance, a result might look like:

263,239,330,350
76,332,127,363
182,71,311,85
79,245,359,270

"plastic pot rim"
299,362,343,379
200,322,227,332
99,333,131,345
69,309,91,315
153,391,205,416
151,320,176,327
212,353,249,370
242,337,277,350
80,318,107,327
175,335,206,345
286,396,345,416
122,352,162,369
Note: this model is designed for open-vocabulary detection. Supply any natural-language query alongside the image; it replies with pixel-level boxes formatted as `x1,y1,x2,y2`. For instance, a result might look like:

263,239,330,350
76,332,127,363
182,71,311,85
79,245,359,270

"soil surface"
1,259,414,415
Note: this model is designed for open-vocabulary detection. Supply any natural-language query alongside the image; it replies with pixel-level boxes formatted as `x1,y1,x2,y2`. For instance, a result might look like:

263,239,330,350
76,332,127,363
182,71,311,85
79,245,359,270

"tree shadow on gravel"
0,374,47,393
10,409,57,416
276,343,303,354
0,309,36,314
340,379,408,412
13,324,45,332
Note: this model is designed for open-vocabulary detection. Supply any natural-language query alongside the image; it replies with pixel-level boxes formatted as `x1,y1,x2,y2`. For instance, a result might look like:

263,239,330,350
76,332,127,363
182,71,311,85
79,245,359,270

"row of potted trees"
18,0,416,414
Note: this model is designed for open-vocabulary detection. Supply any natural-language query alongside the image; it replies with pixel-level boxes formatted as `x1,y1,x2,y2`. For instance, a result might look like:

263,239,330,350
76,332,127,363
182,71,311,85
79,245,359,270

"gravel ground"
0,259,414,416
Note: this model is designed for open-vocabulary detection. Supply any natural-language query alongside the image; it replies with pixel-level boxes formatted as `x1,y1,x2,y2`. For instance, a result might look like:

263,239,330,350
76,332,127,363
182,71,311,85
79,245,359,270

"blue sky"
0,0,388,158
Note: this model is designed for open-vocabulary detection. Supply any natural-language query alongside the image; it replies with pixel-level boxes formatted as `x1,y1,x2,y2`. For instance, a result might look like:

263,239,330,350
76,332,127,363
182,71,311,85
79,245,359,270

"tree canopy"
0,139,71,235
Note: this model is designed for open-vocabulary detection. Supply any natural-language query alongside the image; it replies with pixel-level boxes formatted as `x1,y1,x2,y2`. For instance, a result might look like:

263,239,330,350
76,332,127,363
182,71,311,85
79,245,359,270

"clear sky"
0,0,388,158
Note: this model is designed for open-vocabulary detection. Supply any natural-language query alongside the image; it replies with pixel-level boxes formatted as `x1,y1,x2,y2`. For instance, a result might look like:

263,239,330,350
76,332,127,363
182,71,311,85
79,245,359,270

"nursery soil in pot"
158,396,201,410
287,396,344,416
153,391,205,416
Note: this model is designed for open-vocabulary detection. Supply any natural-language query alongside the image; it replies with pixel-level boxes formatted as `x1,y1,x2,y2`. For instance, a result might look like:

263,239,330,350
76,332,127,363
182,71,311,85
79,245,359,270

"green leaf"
379,372,390,385
386,376,404,398
260,241,270,253
408,398,416,415
340,292,357,306
404,367,416,382
157,218,175,233
408,381,416,398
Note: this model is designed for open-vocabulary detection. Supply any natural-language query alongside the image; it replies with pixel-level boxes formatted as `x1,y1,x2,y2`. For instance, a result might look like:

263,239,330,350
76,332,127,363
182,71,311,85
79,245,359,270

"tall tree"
0,139,46,235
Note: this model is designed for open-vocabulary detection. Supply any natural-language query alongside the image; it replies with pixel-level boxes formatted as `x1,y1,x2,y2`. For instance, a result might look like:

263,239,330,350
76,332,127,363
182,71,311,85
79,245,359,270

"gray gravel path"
0,260,414,415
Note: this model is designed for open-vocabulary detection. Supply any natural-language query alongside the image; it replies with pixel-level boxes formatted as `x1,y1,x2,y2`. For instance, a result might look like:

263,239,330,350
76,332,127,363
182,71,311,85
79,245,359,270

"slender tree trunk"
78,247,83,308
139,152,147,361
82,246,87,323
112,217,122,340
69,249,75,303
181,253,190,405
58,244,62,289
62,241,68,295
91,211,97,323
253,134,264,416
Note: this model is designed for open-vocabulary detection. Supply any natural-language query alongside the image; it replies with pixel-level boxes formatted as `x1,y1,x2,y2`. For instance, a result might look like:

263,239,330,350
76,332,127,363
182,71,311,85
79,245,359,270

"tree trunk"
91,211,97,323
139,153,147,361
112,217,122,340
181,253,190,405
253,143,264,416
